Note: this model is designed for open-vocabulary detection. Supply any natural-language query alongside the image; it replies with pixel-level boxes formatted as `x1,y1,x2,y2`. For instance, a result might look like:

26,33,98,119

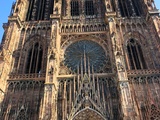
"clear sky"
0,0,160,43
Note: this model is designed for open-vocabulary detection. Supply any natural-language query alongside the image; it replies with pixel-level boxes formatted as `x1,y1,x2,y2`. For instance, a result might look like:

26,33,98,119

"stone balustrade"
116,17,145,24
60,23,107,33
8,73,46,80
127,69,160,76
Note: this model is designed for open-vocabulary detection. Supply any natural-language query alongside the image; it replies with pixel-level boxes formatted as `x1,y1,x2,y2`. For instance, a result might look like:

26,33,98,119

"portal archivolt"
73,108,106,120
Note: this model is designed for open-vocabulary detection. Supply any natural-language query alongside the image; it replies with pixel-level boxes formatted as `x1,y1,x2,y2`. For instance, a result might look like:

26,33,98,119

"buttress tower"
0,0,160,120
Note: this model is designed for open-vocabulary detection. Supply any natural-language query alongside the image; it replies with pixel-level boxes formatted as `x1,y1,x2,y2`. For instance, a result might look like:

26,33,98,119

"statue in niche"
111,32,118,50
111,32,116,49
48,65,54,75
10,2,16,16
15,0,22,13
147,0,155,10
106,4,111,12
52,21,57,48
111,32,122,56
80,14,85,23
48,53,55,75
117,62,124,72
54,7,59,14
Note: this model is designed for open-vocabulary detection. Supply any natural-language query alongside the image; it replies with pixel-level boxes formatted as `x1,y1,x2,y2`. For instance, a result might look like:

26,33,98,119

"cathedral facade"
0,0,160,119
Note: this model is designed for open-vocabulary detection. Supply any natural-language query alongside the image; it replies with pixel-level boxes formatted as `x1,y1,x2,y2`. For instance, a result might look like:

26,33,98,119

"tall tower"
0,0,160,119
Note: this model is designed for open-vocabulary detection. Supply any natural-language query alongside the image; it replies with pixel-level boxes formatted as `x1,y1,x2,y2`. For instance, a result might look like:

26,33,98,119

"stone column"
152,16,160,39
128,0,136,16
66,0,71,17
31,0,38,20
108,17,138,120
40,20,60,120
114,0,121,17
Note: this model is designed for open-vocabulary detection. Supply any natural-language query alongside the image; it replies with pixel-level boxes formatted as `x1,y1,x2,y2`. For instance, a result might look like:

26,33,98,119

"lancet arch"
22,35,47,74
123,32,149,70
126,38,146,70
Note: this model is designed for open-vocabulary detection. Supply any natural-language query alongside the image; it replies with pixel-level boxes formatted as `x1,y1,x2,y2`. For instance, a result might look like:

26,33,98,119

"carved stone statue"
117,62,124,71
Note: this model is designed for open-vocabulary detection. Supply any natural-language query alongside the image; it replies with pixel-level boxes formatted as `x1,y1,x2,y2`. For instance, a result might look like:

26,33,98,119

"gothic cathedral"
0,0,160,119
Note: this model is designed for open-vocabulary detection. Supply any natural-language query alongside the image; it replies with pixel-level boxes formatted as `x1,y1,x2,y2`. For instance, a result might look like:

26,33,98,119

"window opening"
85,1,94,16
71,1,79,16
26,42,43,73
127,39,146,70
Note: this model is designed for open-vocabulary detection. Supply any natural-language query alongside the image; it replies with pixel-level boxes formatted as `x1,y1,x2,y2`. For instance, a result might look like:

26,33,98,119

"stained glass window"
64,40,108,73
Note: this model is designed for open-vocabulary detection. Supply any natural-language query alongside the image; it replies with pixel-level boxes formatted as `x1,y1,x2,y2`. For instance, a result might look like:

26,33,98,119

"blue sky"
0,0,160,43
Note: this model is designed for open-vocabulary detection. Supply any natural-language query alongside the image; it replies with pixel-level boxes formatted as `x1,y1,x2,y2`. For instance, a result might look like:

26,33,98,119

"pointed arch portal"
73,108,106,120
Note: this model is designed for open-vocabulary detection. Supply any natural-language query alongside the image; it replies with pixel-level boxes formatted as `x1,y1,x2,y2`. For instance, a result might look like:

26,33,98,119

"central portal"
57,40,121,120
